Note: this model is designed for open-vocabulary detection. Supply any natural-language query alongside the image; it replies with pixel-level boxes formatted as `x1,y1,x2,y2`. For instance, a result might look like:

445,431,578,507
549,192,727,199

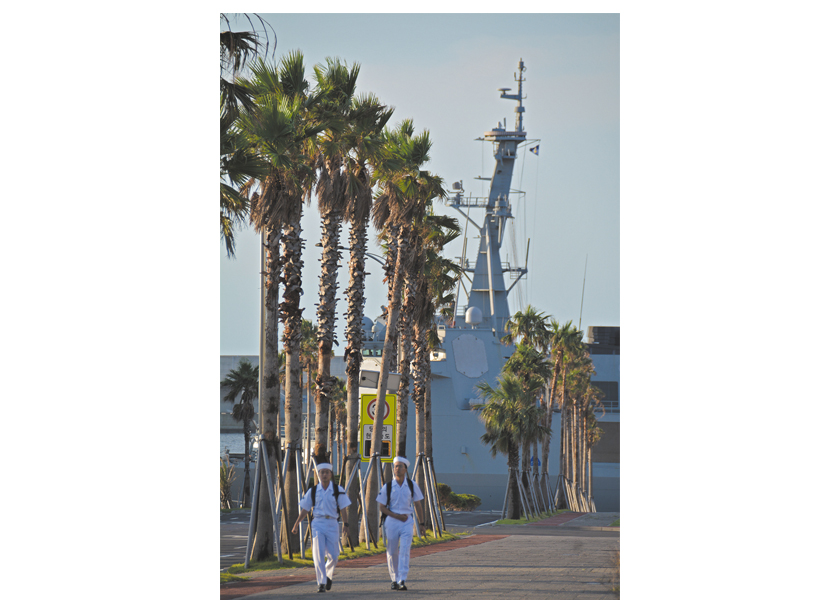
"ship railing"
447,195,488,208
500,262,527,279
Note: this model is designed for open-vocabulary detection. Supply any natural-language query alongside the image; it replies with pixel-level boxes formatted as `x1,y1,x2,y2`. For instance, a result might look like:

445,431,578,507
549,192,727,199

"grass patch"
227,556,314,575
609,519,620,527
220,573,249,584
495,509,568,525
223,530,466,581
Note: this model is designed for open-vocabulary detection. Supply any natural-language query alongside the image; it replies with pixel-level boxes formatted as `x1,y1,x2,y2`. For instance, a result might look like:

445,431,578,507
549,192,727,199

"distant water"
221,432,249,456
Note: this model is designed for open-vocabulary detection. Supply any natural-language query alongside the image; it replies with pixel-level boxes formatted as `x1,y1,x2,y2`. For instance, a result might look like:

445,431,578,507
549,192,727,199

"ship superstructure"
453,58,530,334
360,60,537,510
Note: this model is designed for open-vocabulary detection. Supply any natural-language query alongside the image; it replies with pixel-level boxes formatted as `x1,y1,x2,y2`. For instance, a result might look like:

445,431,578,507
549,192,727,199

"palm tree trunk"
540,403,551,508
383,223,400,373
520,435,531,512
577,402,584,505
562,405,570,507
315,208,342,457
424,365,433,460
251,224,283,561
543,358,559,503
280,220,304,554
569,398,577,491
576,405,584,508
396,282,414,459
365,223,408,540
343,215,367,547
508,443,521,519
412,319,427,458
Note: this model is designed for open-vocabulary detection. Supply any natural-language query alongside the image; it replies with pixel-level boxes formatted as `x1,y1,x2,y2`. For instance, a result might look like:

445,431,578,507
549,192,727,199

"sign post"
359,394,396,463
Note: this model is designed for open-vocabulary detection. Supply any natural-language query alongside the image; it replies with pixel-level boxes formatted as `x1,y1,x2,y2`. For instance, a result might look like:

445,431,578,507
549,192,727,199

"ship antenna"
578,254,587,330
516,59,526,132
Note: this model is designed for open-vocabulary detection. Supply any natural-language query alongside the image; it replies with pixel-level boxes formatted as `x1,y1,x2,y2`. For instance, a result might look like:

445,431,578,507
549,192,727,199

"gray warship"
359,59,549,510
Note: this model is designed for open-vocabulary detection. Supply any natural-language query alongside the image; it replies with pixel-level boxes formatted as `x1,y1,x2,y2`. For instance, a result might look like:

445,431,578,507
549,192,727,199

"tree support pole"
530,471,544,514
260,441,283,564
420,455,440,538
274,444,293,561
293,446,307,558
244,442,263,569
515,469,530,520
501,468,513,520
410,456,423,538
423,456,443,537
357,461,372,550
359,455,379,549
428,458,446,531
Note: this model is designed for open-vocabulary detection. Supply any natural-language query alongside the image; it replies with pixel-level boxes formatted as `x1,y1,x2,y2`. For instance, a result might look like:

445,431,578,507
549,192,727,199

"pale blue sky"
221,12,620,355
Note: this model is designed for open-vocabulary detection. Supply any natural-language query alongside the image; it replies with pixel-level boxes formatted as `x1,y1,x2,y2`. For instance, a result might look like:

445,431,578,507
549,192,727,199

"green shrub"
452,493,481,511
436,483,481,511
436,483,452,504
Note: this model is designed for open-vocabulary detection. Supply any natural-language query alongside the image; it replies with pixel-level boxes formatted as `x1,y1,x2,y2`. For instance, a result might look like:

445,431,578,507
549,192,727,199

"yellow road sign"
359,393,396,463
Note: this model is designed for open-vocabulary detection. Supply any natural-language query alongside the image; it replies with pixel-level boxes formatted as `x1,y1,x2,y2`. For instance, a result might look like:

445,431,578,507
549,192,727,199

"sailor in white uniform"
292,463,352,593
376,456,426,590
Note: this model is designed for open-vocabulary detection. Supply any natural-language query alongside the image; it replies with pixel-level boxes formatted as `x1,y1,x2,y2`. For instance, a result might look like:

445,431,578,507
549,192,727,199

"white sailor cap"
393,456,410,467
316,463,333,472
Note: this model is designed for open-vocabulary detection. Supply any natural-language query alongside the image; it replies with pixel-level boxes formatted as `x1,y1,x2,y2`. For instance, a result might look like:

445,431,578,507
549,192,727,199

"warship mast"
448,59,530,334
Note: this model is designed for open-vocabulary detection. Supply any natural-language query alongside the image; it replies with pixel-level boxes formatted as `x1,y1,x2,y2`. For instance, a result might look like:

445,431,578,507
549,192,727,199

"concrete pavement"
221,512,619,599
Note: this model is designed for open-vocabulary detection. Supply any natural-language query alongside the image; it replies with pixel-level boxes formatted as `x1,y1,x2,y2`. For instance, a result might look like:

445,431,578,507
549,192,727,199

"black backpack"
379,477,415,526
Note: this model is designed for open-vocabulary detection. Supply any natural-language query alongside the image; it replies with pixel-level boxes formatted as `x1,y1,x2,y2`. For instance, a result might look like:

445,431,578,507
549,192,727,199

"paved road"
221,510,504,571
221,510,619,599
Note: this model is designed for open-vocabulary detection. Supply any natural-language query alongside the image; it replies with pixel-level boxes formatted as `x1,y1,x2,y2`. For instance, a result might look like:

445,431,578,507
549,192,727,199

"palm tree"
220,110,267,258
558,339,594,510
474,373,550,520
395,227,420,459
364,124,446,538
393,210,461,460
328,377,348,467
341,94,393,547
220,358,259,507
299,319,318,460
501,306,550,507
543,320,580,501
373,118,419,373
238,52,328,559
220,26,259,119
501,306,550,352
502,342,552,512
219,16,271,257
410,213,461,462
409,233,460,530
310,57,360,459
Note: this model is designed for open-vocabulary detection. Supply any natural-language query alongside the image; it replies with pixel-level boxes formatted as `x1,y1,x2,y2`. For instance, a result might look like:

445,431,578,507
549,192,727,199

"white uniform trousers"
311,518,340,585
384,515,415,583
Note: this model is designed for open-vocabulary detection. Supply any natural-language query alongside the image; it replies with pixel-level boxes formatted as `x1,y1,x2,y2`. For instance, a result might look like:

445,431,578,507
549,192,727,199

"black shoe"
398,581,408,591
326,578,332,590
391,582,399,590
317,584,326,592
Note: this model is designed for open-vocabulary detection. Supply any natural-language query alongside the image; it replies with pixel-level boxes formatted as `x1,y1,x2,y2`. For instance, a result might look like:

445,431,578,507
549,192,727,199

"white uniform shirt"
299,481,351,519
376,478,424,515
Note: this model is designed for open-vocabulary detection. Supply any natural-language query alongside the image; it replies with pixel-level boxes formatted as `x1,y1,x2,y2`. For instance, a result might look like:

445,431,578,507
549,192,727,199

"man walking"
292,463,352,593
376,456,426,591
